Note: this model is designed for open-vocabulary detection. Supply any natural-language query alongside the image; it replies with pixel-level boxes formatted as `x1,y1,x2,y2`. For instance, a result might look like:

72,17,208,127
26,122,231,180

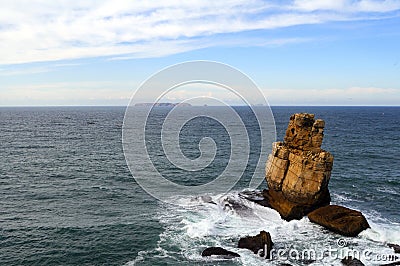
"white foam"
127,190,400,265
361,222,400,244
376,186,399,196
331,192,363,204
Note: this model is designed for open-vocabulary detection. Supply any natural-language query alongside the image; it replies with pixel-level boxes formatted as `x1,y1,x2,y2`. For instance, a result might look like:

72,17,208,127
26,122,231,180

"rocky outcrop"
201,247,240,258
263,188,330,221
388,244,400,254
265,113,333,220
308,205,370,237
341,256,365,266
238,231,273,259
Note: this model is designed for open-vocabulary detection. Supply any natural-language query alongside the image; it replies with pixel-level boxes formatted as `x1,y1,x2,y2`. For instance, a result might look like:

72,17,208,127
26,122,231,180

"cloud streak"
1,79,398,106
0,0,399,65
264,86,400,105
0,80,133,106
292,0,400,12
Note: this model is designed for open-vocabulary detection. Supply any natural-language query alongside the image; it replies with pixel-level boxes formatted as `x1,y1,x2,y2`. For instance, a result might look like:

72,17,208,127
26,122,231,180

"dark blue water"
0,106,399,265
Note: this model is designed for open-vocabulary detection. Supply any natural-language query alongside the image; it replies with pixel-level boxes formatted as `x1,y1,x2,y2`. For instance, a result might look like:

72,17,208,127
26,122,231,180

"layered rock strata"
265,113,333,220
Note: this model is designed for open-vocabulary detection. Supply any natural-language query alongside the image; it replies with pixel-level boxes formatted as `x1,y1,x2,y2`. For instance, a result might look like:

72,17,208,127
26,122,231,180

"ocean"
0,106,399,265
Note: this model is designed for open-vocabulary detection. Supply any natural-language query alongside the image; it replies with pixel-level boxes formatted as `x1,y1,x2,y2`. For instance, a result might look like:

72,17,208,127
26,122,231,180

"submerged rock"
191,195,216,205
341,256,365,266
265,113,333,220
201,247,240,258
238,230,273,259
308,205,370,237
222,196,253,217
239,190,271,208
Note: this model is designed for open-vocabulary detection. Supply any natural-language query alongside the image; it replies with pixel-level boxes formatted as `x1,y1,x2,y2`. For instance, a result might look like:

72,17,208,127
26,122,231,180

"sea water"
0,106,399,265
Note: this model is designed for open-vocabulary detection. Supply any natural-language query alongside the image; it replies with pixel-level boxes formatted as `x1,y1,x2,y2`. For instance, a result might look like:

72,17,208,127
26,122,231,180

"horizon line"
0,105,399,108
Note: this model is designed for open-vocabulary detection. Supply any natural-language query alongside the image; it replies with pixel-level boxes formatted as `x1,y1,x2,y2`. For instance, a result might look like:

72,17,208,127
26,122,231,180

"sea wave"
127,191,400,265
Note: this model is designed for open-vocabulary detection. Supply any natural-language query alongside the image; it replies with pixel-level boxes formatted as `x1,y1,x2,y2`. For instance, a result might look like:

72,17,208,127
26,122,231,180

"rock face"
265,113,333,220
238,231,273,259
201,247,240,258
308,205,370,237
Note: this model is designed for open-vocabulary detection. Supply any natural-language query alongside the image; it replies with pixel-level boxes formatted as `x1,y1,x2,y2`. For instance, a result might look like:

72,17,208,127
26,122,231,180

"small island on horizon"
134,102,192,107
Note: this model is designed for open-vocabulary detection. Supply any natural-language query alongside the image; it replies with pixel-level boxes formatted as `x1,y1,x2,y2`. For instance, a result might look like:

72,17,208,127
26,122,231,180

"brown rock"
341,256,365,265
201,247,240,258
388,243,400,253
264,188,330,221
238,231,273,259
308,205,370,237
284,113,325,152
265,113,333,220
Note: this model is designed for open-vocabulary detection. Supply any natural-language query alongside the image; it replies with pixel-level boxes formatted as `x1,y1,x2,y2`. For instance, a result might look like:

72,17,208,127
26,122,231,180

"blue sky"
0,0,400,106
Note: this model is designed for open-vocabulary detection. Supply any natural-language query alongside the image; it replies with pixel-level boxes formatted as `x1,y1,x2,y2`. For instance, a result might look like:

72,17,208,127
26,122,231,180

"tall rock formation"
265,113,334,220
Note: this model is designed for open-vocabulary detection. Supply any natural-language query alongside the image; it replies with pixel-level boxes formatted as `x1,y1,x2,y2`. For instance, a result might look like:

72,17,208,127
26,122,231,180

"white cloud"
293,0,348,11
0,0,399,65
357,0,400,12
0,67,52,76
0,62,84,76
292,0,400,12
264,86,400,105
2,80,398,106
0,81,133,106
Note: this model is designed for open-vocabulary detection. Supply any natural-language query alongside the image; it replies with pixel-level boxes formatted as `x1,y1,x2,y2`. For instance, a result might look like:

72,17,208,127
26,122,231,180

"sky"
0,0,400,106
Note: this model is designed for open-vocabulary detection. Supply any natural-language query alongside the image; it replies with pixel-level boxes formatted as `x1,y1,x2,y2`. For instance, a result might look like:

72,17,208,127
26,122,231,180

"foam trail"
127,190,400,265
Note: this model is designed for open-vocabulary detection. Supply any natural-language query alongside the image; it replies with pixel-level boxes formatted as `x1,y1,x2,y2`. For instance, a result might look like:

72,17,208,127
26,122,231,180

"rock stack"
265,113,333,220
201,113,374,262
200,114,376,262
263,113,370,237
